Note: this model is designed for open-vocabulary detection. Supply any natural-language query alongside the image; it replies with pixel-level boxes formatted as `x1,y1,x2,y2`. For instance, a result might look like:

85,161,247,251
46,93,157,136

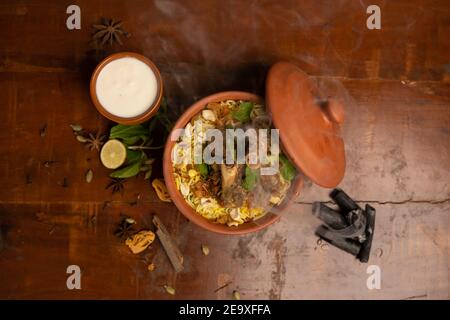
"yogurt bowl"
90,52,163,125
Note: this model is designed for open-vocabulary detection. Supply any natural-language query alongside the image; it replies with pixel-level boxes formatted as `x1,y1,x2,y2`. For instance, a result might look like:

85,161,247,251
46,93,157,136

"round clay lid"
266,61,346,188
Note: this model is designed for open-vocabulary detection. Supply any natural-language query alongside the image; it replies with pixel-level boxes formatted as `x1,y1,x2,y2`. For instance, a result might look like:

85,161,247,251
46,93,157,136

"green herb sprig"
279,154,296,181
232,101,254,123
106,98,175,180
196,163,209,178
242,166,259,191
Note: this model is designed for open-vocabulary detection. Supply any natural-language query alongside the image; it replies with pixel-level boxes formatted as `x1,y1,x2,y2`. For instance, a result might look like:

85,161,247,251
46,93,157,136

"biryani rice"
172,100,290,227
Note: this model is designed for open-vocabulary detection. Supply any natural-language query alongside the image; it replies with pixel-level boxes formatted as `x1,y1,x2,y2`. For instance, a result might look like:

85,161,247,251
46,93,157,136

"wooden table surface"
0,0,449,299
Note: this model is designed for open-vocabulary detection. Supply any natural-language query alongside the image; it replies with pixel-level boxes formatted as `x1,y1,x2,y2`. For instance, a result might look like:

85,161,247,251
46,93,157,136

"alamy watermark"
171,120,280,176
366,5,381,30
66,5,81,30
66,265,81,290
366,265,381,290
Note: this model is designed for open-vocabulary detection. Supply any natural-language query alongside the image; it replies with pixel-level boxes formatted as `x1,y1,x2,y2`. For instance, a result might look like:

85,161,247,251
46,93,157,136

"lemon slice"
100,139,127,169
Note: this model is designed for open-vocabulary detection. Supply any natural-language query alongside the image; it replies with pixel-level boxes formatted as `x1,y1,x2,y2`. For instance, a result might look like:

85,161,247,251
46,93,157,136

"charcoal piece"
326,208,367,240
330,188,359,213
312,202,347,229
315,226,361,256
357,204,376,263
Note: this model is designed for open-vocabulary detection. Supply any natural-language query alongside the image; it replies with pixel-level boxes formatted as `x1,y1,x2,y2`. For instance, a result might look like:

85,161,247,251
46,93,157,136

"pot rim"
163,91,303,235
90,52,164,125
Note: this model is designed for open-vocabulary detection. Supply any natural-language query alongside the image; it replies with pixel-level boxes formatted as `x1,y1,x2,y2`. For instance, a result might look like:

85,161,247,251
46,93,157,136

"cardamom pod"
164,285,175,295
76,135,87,143
85,169,93,183
201,244,210,256
144,169,152,180
70,124,83,132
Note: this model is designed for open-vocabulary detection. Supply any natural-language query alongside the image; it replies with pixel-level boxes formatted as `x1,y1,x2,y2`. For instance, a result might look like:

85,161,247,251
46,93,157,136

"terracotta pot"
90,52,164,125
163,91,303,235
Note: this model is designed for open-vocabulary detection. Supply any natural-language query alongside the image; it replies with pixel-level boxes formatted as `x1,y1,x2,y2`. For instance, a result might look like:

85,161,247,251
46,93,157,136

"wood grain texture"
1,0,450,81
0,201,448,299
0,0,449,299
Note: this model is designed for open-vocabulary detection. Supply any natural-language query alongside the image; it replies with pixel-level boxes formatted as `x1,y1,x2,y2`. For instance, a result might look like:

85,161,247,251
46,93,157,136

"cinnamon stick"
152,215,184,273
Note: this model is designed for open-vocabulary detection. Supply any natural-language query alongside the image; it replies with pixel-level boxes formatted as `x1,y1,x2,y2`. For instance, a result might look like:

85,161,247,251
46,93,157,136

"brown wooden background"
0,0,449,299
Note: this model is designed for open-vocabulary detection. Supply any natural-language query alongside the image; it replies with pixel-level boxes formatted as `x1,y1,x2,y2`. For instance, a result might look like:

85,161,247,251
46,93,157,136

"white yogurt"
96,57,158,118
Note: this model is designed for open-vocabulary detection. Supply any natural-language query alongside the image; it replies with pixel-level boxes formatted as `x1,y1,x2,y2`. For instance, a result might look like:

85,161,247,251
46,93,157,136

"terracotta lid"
266,61,346,188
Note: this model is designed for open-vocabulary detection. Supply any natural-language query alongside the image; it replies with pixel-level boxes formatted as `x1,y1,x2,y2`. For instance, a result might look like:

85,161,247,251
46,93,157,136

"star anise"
114,217,136,240
92,18,130,47
85,131,106,152
106,178,125,195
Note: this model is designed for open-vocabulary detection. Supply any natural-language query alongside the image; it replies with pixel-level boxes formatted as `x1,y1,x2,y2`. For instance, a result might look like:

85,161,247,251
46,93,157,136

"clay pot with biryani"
163,62,346,235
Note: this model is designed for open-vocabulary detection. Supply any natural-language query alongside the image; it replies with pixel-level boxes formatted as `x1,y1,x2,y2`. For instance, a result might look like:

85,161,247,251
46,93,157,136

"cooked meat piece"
248,184,271,208
260,173,282,193
210,163,220,172
220,164,245,207
211,184,220,195
222,185,246,207
192,181,210,198
216,215,228,224
207,102,223,116
207,171,221,195
207,102,230,128
220,164,243,192
252,114,271,129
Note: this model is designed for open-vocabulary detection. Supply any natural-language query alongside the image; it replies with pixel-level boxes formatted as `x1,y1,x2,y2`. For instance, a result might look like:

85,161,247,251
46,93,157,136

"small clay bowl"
90,52,163,125
163,91,303,235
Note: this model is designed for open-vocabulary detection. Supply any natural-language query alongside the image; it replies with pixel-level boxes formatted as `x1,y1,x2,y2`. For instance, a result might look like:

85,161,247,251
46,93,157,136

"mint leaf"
110,160,142,179
110,124,148,141
126,149,143,163
279,154,296,181
196,163,209,178
242,166,259,191
232,101,254,123
122,136,141,146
